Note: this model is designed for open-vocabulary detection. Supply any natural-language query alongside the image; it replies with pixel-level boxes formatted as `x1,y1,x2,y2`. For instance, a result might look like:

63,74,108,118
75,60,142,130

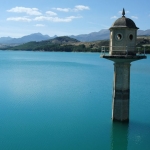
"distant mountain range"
0,33,56,45
0,29,150,45
71,29,150,42
70,29,110,42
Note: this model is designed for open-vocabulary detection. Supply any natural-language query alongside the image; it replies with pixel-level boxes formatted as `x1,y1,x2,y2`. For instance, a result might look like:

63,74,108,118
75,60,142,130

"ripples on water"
0,51,150,150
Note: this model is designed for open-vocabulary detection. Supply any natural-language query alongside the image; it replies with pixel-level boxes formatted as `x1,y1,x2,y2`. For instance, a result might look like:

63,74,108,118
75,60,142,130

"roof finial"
122,8,125,17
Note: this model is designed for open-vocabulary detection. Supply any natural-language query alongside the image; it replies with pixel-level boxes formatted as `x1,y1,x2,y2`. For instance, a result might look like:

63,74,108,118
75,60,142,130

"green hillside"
6,36,106,52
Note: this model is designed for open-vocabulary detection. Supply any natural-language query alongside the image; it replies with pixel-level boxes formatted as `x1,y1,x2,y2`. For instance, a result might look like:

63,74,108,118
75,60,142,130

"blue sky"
0,0,150,37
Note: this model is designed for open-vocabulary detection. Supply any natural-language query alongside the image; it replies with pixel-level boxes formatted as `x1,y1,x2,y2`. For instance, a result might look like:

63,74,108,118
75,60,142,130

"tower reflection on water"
111,122,129,150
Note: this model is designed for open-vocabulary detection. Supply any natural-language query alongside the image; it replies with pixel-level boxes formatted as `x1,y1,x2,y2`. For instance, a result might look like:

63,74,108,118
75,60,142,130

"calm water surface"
0,51,150,150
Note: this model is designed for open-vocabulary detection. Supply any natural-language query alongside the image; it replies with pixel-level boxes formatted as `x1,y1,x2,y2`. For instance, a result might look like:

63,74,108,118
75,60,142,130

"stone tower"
101,8,146,122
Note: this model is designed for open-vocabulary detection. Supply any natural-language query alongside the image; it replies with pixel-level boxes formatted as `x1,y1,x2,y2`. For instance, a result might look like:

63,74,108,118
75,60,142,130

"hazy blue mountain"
70,29,110,42
0,29,150,45
70,29,150,42
137,29,150,36
0,37,13,43
0,33,53,44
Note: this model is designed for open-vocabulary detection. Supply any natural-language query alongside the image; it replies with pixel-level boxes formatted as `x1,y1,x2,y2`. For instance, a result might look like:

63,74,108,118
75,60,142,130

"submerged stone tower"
101,9,146,122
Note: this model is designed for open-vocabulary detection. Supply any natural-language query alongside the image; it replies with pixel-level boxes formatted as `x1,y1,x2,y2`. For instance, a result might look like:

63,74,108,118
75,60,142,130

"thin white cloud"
7,17,31,22
110,16,118,19
35,24,45,27
6,5,85,23
53,5,90,12
7,7,42,15
53,8,70,12
126,11,130,14
74,5,90,11
67,16,82,19
34,16,52,21
46,11,57,16
34,15,82,22
131,16,138,19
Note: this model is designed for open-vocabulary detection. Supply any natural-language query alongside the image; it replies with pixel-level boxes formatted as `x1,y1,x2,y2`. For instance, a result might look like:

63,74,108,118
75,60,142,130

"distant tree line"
7,43,101,52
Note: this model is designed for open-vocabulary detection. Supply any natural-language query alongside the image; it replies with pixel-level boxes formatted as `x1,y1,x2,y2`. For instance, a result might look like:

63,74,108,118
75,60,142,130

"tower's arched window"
115,33,123,41
117,34,122,40
129,34,133,41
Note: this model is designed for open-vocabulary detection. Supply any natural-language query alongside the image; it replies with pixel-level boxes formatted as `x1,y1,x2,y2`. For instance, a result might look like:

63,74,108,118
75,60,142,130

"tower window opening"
129,34,133,40
116,33,123,41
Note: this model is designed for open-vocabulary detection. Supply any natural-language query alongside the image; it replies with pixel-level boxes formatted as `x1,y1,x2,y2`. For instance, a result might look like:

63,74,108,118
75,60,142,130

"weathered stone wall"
109,28,137,55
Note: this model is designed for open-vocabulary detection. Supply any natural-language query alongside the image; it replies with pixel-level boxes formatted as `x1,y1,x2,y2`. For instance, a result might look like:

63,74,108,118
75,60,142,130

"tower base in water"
112,62,130,122
101,55,146,122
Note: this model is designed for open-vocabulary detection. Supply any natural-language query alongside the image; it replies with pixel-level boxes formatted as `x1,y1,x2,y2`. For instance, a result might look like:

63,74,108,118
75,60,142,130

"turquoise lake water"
0,51,150,150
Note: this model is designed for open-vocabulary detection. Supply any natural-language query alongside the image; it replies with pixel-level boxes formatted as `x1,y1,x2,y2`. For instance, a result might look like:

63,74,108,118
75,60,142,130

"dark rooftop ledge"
101,55,146,59
100,55,147,62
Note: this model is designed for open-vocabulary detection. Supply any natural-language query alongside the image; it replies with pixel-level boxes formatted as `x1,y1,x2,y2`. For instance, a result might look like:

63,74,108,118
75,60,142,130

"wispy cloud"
131,16,138,19
53,5,90,12
34,15,82,22
46,11,57,16
6,5,86,23
7,7,42,15
53,8,70,12
110,16,118,19
35,24,45,27
110,10,130,20
74,5,90,11
7,17,31,22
